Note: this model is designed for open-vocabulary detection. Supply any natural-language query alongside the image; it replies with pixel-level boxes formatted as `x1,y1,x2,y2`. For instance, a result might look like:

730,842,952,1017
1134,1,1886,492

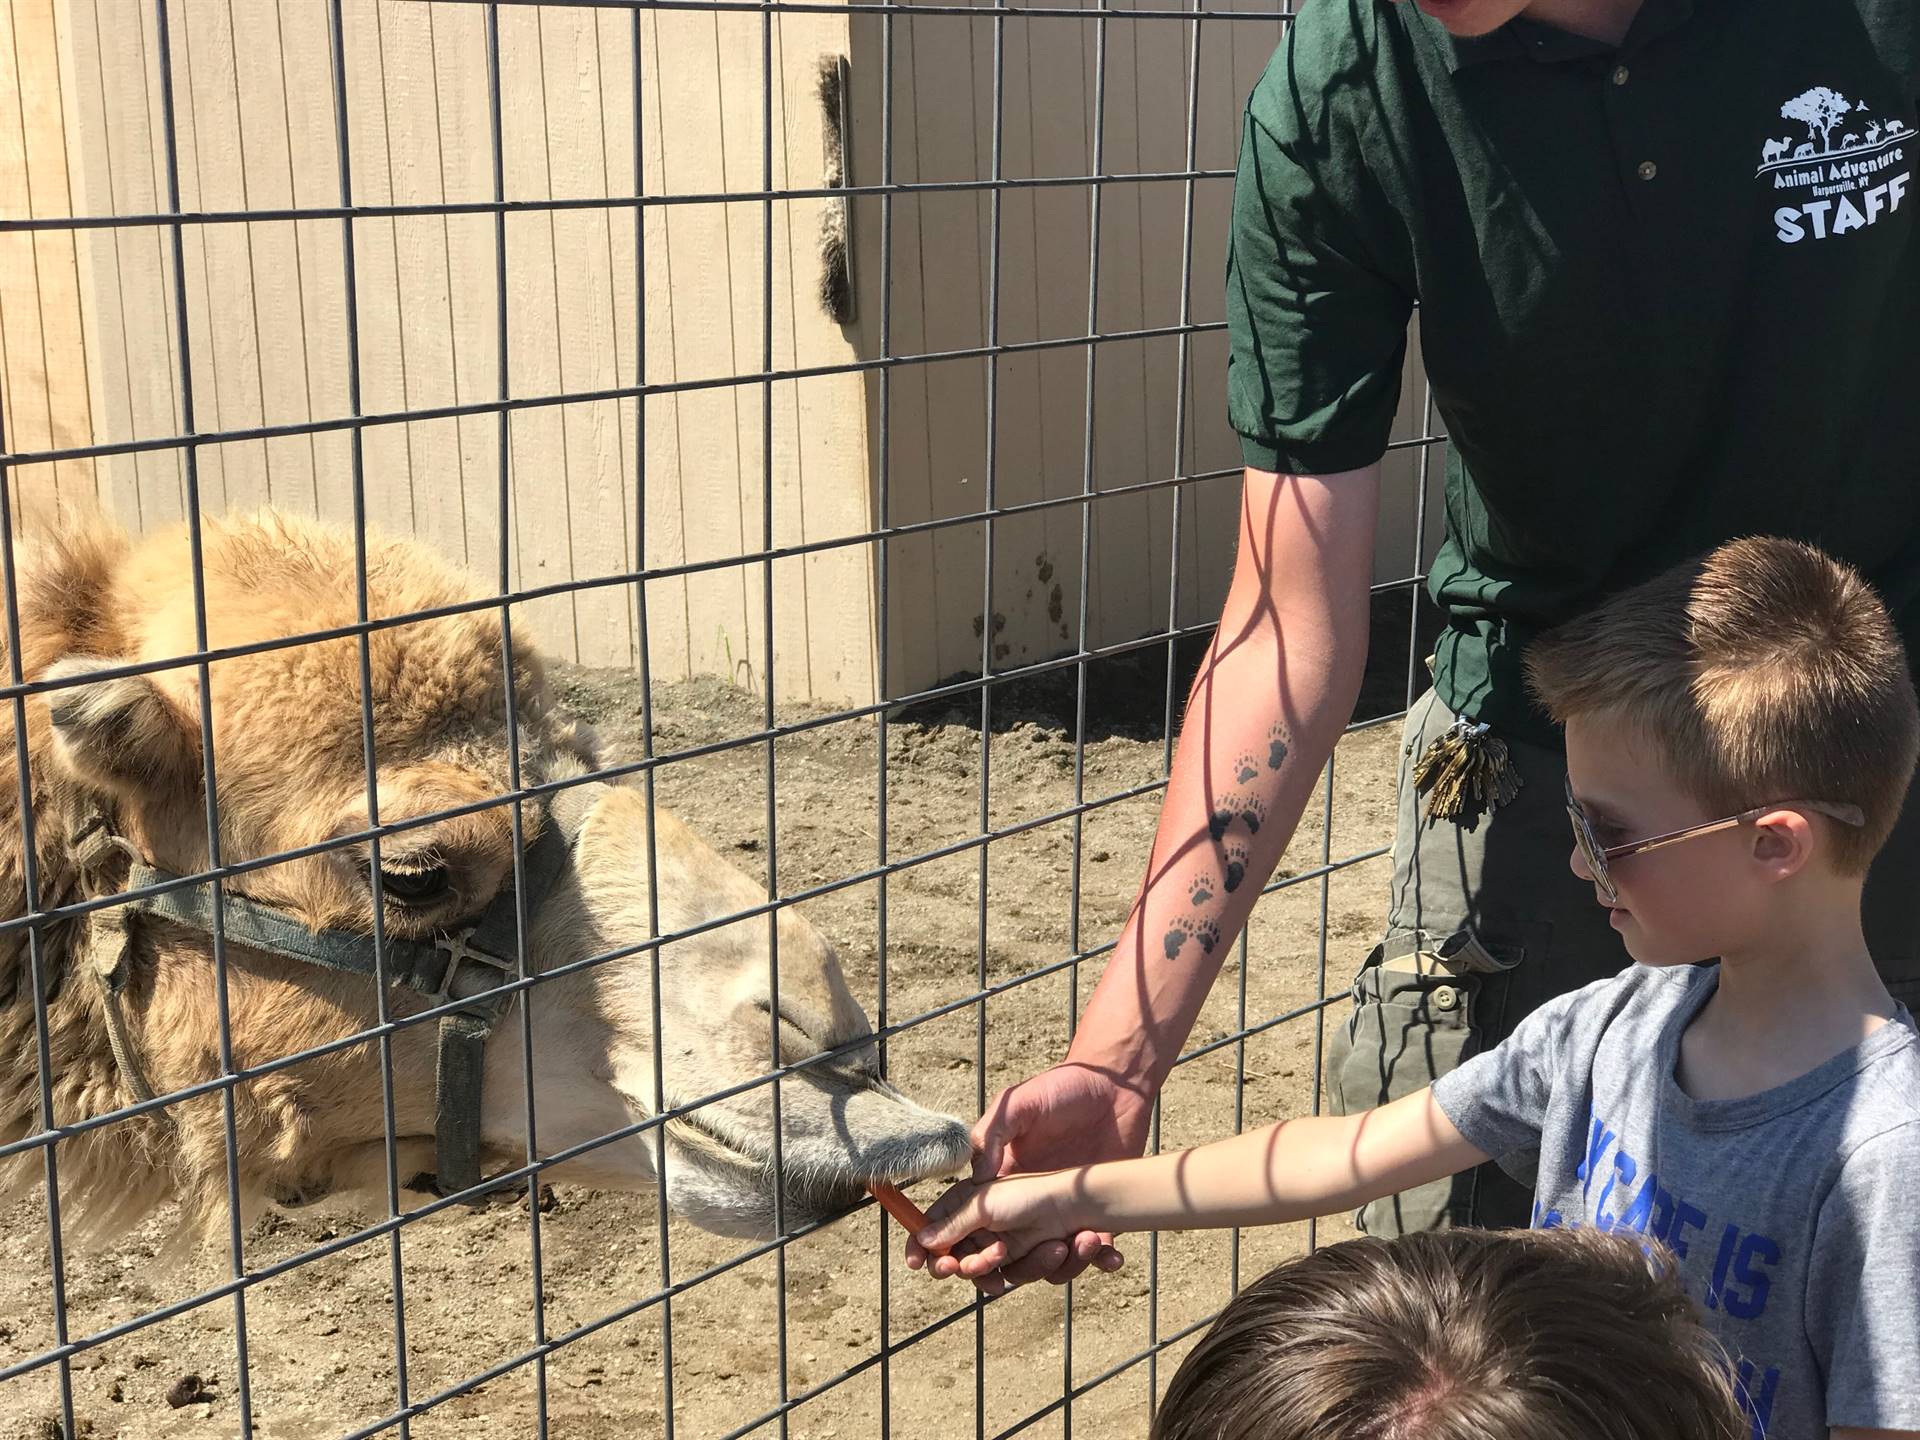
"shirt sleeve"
1806,1122,1920,1431
1431,982,1585,1169
1225,10,1416,476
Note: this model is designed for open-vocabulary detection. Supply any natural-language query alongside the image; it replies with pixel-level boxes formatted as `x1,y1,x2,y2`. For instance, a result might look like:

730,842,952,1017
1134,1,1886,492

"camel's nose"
853,1106,972,1186
786,1080,971,1190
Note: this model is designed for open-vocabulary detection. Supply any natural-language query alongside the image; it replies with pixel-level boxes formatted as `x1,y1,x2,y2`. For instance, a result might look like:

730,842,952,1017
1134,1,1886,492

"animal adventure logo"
1755,85,1910,243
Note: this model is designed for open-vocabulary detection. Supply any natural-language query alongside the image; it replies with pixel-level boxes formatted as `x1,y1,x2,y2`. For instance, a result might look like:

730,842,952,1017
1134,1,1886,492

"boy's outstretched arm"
910,1088,1488,1281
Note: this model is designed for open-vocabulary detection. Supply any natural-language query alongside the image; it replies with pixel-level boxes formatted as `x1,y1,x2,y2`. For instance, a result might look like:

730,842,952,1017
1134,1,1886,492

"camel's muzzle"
663,1081,971,1237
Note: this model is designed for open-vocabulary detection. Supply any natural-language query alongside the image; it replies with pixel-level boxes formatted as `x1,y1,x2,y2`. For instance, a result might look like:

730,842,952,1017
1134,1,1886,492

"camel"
1762,136,1790,163
0,512,968,1242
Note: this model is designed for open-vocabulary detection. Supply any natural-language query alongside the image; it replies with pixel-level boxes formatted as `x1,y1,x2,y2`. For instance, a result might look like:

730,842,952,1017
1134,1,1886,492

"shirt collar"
1426,0,1698,74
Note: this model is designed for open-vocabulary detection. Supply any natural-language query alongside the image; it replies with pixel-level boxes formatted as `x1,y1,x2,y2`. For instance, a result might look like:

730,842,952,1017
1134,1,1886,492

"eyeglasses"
1563,775,1866,906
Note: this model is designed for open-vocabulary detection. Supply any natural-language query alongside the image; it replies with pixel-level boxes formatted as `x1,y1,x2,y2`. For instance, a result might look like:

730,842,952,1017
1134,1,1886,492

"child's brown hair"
1525,536,1919,874
1153,1228,1744,1440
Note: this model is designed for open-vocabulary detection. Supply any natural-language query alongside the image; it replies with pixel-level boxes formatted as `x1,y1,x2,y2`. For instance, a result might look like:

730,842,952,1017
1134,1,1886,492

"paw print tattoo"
1235,794,1268,835
1163,915,1222,960
1267,724,1290,771
1212,791,1267,838
1223,838,1250,894
1188,875,1216,907
1233,751,1260,785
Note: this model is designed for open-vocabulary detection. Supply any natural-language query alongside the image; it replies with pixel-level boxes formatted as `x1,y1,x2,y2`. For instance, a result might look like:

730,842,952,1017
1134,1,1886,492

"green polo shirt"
1226,0,1920,743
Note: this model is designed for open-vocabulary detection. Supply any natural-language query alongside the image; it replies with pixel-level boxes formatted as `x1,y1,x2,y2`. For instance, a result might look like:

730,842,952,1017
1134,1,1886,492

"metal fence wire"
0,0,1445,1434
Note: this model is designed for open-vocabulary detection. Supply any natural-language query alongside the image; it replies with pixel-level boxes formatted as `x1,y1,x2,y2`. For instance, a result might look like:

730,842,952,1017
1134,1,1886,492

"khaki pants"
1328,688,1920,1234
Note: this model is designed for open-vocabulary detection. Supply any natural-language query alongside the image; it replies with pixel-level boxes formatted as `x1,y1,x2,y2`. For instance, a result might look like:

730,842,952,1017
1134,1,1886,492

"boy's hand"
913,1062,1140,1289
904,1171,1124,1292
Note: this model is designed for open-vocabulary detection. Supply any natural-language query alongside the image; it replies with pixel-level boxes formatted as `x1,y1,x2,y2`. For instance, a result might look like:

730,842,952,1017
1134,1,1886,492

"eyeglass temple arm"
1601,800,1867,860
1600,814,1745,861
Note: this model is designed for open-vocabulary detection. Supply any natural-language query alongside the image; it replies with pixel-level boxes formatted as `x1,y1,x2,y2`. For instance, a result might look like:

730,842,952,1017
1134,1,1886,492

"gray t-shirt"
1433,963,1920,1439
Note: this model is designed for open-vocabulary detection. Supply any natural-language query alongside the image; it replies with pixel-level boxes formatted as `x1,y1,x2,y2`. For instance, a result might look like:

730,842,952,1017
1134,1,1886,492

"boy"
1153,1228,1745,1440
910,538,1920,1440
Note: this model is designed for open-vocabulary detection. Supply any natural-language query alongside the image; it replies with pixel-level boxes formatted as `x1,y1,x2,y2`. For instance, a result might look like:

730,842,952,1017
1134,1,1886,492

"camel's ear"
43,656,202,799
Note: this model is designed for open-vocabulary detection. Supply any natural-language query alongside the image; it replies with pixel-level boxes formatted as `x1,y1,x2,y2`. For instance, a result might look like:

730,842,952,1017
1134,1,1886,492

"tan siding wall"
841,9,1272,692
0,0,100,524
844,4,1439,698
6,0,1439,705
10,0,876,700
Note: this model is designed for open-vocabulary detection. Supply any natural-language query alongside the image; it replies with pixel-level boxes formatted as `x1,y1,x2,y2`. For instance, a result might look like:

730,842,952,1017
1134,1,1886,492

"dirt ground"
1,638,1420,1440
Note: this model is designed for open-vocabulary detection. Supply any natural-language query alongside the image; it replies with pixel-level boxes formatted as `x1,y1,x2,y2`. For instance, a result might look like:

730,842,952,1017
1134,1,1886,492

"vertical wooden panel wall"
843,6,1248,691
842,3,1437,693
3,0,1437,706
8,0,876,699
0,0,100,521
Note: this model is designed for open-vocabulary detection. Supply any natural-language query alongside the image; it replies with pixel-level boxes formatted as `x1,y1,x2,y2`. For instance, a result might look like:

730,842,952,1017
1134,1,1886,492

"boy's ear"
1749,807,1815,881
43,656,203,800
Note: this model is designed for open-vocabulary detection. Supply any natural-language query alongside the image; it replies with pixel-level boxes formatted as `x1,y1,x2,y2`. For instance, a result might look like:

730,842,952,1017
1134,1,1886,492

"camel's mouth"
657,1108,850,1234
664,1102,769,1170
665,1102,869,1218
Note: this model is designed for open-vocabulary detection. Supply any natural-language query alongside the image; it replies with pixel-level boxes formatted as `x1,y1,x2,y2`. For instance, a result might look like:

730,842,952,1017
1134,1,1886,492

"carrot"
868,1181,933,1242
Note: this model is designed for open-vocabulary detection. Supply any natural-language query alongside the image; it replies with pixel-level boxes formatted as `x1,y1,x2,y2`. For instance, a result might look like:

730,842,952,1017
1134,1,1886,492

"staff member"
915,0,1920,1285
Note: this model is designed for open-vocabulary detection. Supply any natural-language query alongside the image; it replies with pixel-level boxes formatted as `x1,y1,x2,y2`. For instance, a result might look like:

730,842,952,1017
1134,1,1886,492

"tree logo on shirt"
1780,87,1852,153
1757,85,1911,243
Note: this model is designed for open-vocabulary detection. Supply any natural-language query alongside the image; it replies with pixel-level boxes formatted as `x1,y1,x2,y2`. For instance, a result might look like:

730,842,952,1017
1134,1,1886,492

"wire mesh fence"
0,0,1444,1434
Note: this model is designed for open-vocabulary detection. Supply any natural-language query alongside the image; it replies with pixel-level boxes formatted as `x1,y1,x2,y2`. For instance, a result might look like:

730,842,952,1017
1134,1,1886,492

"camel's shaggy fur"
0,512,593,1237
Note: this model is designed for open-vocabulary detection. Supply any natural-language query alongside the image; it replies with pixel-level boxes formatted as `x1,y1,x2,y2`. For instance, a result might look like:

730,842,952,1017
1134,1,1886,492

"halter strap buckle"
423,926,515,1012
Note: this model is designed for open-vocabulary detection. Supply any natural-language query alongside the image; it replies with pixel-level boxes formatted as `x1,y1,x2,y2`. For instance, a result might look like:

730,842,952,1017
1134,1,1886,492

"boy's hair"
1525,536,1919,874
1152,1228,1743,1440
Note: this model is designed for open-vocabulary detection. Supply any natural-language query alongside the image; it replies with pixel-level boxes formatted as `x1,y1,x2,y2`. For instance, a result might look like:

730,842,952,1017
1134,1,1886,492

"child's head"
1525,537,1918,963
1152,1228,1744,1440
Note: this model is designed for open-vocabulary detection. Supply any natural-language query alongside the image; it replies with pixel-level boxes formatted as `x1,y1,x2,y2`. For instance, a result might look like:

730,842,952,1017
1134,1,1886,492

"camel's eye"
377,865,452,907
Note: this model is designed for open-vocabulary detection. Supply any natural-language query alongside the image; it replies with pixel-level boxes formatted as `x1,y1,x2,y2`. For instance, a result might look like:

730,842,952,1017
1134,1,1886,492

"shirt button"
1612,64,1630,85
1637,159,1658,180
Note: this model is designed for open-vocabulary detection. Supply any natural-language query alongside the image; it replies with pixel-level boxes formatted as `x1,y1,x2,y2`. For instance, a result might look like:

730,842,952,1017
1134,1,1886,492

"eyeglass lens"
1566,794,1615,902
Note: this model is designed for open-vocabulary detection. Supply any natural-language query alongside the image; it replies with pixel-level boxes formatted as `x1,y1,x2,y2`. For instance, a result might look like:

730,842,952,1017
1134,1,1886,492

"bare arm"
1066,464,1382,1099
915,1088,1486,1268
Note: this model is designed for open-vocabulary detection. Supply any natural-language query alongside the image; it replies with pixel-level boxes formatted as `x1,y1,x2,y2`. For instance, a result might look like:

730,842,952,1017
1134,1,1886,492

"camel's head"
11,513,968,1238
527,784,971,1236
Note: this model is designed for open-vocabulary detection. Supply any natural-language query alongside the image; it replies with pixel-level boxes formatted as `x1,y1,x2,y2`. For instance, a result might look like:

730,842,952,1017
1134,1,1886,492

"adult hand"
907,1060,1152,1288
